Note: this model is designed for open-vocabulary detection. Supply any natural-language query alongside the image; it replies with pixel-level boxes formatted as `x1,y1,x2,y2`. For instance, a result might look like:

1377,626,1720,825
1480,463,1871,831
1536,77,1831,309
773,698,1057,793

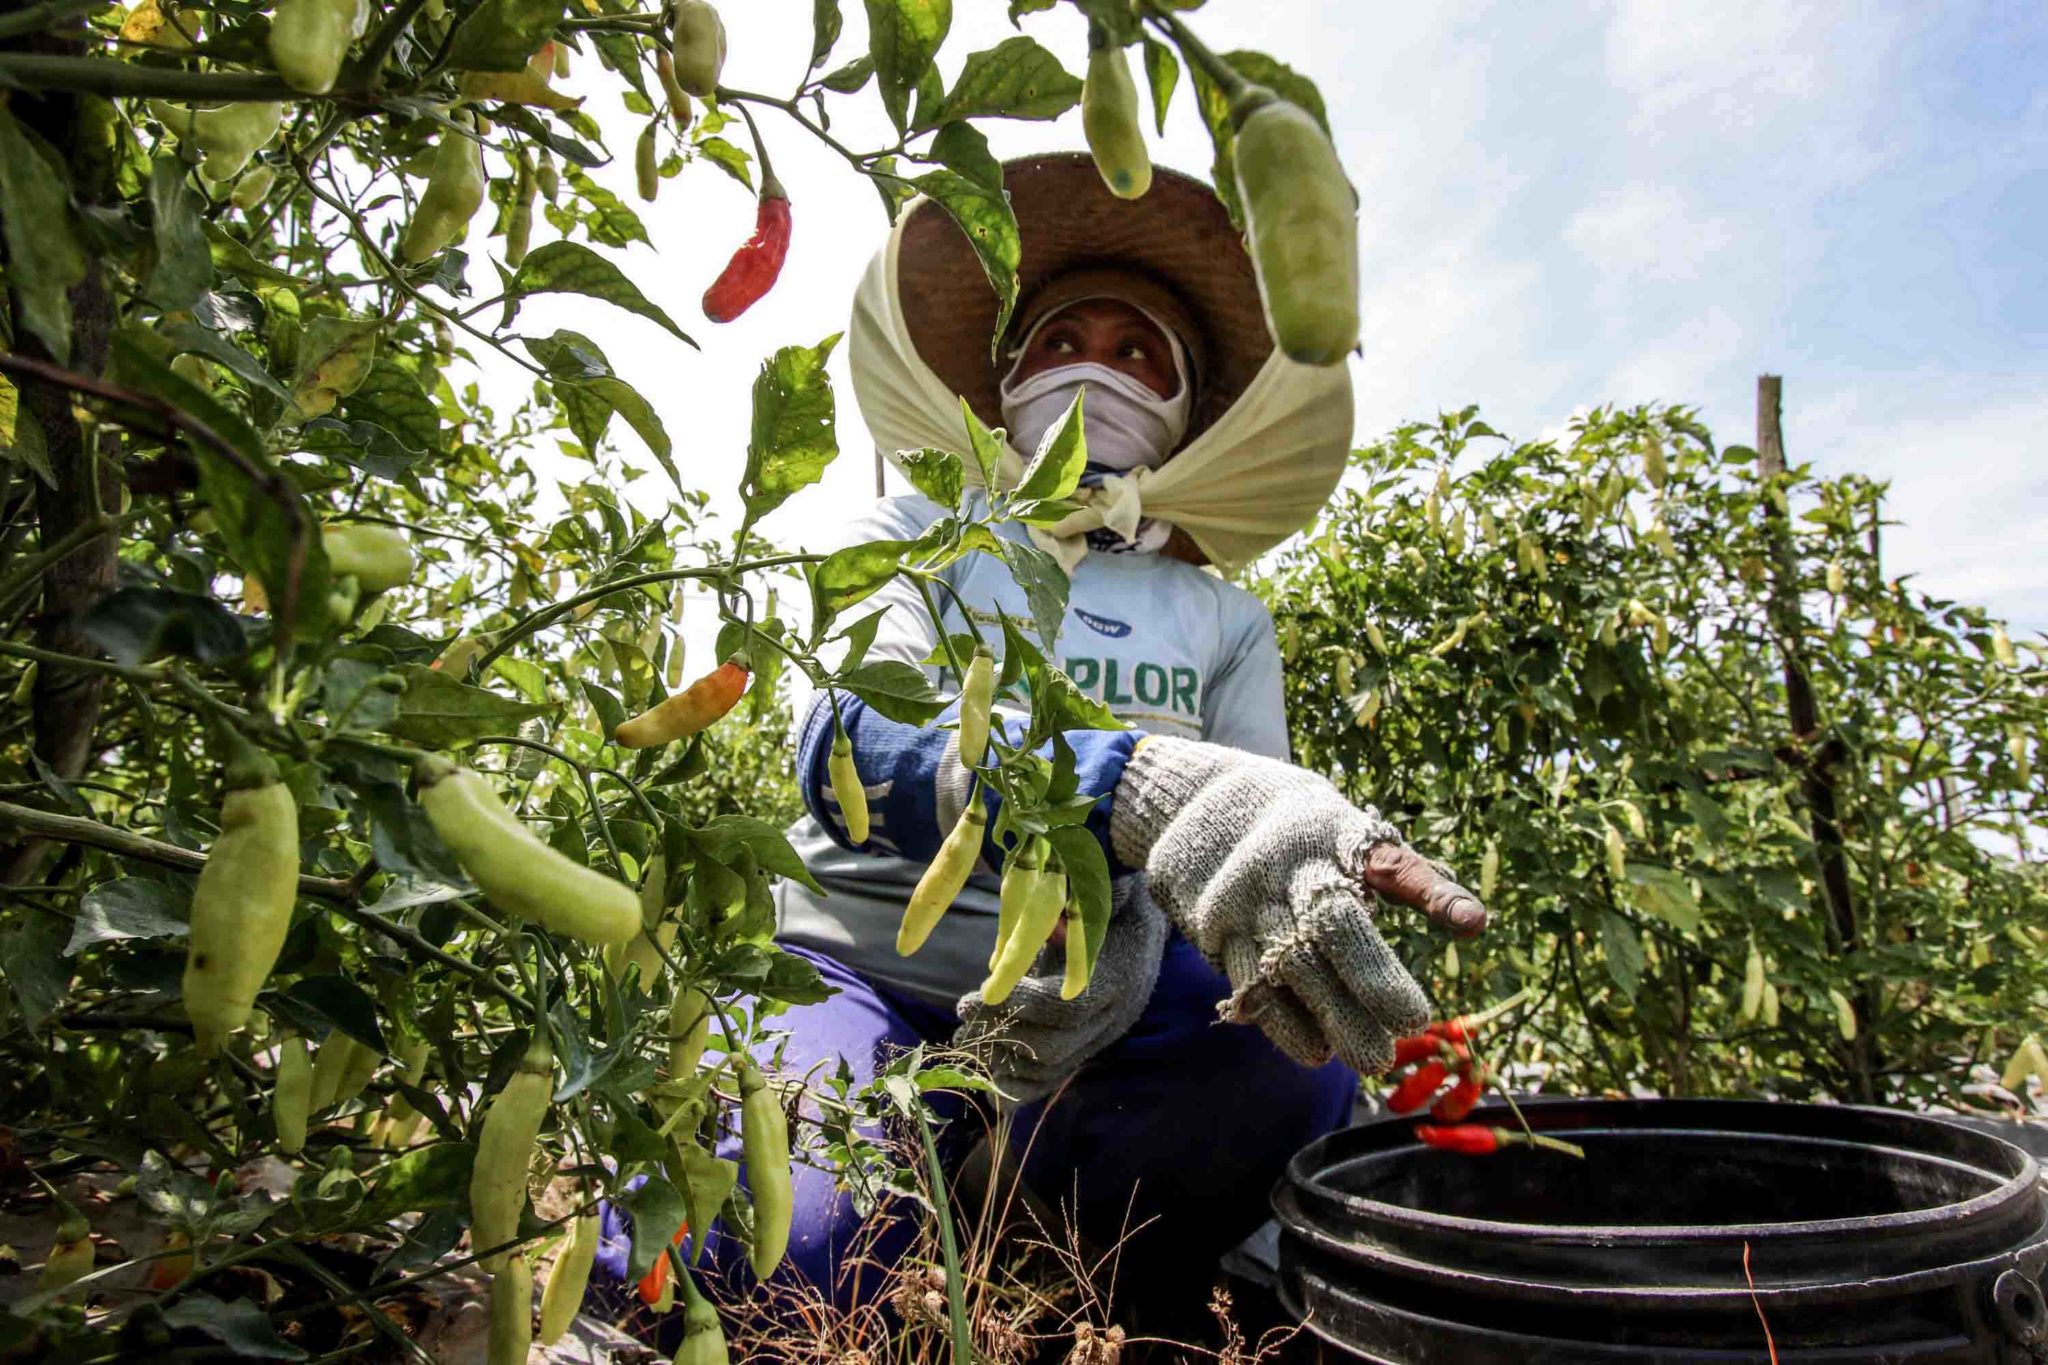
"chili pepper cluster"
1385,1014,1491,1123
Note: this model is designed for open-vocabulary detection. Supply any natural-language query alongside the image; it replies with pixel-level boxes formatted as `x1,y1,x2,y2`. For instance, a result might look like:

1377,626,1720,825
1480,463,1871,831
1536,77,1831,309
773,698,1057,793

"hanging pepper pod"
986,838,1046,974
399,110,487,265
470,1035,554,1273
1227,83,1359,365
828,728,868,843
702,167,790,323
538,1214,598,1344
415,756,641,945
956,645,995,769
738,1058,792,1280
668,0,726,96
184,739,299,1057
674,1264,730,1364
1059,885,1093,1001
505,152,536,267
274,1033,313,1153
1081,22,1150,199
615,661,750,747
655,50,695,128
898,801,986,956
486,1256,533,1365
635,121,660,202
984,855,1068,1005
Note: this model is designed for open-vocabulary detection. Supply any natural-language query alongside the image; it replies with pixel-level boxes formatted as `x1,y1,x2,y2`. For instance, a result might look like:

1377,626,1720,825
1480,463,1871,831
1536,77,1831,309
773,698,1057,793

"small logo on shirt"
1074,608,1131,639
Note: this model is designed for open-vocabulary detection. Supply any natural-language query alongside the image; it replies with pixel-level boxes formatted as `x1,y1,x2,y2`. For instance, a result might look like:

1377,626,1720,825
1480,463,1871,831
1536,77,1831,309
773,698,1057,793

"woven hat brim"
897,153,1271,441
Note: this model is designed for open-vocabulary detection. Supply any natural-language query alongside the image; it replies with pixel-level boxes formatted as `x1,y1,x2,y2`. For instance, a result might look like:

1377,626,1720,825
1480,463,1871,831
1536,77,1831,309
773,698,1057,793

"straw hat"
897,152,1271,442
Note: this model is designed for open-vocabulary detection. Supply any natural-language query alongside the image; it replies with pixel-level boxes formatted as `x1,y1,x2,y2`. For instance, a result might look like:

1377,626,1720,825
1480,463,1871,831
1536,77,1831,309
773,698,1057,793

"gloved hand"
955,876,1170,1102
1109,737,1487,1074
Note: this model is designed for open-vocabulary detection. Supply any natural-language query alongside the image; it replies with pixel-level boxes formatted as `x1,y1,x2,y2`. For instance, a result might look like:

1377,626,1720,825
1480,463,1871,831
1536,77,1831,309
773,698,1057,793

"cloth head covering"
848,153,1355,575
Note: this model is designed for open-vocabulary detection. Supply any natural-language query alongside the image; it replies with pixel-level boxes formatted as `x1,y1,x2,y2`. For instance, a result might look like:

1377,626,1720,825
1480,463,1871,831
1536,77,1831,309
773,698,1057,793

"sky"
474,1,2048,645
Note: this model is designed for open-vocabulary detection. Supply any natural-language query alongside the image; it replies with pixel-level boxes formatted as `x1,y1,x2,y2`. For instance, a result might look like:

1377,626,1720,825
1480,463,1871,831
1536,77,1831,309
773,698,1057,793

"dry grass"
697,1086,1306,1365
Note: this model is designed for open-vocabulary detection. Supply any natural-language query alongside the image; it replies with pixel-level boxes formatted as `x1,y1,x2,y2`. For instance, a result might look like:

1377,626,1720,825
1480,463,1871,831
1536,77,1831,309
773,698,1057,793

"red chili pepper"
1430,1067,1487,1122
702,169,790,323
1392,1033,1443,1068
1414,1123,1502,1155
1429,1014,1476,1043
1386,1059,1448,1114
636,1221,690,1304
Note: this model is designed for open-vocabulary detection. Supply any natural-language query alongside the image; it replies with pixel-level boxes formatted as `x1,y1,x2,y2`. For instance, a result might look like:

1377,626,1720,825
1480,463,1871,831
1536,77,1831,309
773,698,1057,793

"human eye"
1117,340,1149,361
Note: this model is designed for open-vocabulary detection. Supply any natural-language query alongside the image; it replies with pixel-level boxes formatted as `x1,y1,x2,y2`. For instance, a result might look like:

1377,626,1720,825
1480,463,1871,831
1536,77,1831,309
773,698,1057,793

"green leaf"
1141,35,1179,135
0,378,55,487
66,878,189,955
821,54,875,93
81,587,249,667
960,397,1006,490
897,447,964,508
490,104,606,168
742,334,842,518
1029,662,1124,737
901,170,1020,349
445,0,566,72
926,120,1001,193
694,815,827,894
841,659,948,725
865,0,953,130
343,359,440,451
530,333,679,489
1044,825,1111,965
925,35,1081,127
1013,390,1086,501
1624,862,1702,933
287,315,381,421
1600,912,1644,999
0,914,69,1028
0,108,87,363
810,537,914,626
620,1175,688,1281
162,1296,308,1360
379,662,551,748
696,136,754,191
996,536,1068,653
159,320,289,401
503,241,693,343
672,1143,737,1265
286,975,387,1051
113,331,332,634
361,1143,476,1221
811,0,844,68
146,156,212,312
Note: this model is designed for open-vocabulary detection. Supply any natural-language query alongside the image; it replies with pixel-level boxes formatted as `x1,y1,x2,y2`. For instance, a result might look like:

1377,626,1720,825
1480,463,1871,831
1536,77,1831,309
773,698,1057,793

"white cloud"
1564,183,1732,289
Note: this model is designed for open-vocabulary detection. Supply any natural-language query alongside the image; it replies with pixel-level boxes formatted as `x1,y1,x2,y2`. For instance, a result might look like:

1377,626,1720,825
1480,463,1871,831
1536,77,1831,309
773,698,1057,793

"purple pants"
596,931,1355,1318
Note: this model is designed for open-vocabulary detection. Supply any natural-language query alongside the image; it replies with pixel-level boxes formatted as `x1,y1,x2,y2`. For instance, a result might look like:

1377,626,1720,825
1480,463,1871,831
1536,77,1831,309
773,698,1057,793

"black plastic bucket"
1273,1100,2048,1363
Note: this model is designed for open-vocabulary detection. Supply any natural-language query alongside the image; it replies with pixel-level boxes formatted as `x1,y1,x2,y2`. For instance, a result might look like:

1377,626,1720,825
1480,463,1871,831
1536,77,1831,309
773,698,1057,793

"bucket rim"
1280,1098,2044,1248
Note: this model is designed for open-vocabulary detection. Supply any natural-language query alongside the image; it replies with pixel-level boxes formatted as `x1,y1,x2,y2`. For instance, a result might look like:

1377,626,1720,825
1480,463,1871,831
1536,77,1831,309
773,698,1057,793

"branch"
0,351,314,640
0,800,356,901
0,52,319,102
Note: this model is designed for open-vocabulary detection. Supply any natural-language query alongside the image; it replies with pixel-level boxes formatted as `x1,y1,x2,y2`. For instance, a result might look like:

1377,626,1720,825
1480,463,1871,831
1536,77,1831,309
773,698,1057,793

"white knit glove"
1109,737,1487,1074
955,877,1169,1103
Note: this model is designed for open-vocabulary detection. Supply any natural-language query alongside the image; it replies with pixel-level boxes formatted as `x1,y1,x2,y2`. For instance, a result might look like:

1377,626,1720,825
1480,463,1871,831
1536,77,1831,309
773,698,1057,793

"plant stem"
0,800,357,901
0,52,310,101
472,555,820,673
915,1105,977,1365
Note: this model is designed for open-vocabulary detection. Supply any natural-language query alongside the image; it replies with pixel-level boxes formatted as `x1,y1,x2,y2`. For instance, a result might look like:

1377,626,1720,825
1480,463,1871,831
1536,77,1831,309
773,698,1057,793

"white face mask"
997,303,1193,473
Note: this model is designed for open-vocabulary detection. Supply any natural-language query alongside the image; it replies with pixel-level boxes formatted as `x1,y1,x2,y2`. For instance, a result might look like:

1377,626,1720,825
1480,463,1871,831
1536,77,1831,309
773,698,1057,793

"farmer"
602,154,1488,1333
